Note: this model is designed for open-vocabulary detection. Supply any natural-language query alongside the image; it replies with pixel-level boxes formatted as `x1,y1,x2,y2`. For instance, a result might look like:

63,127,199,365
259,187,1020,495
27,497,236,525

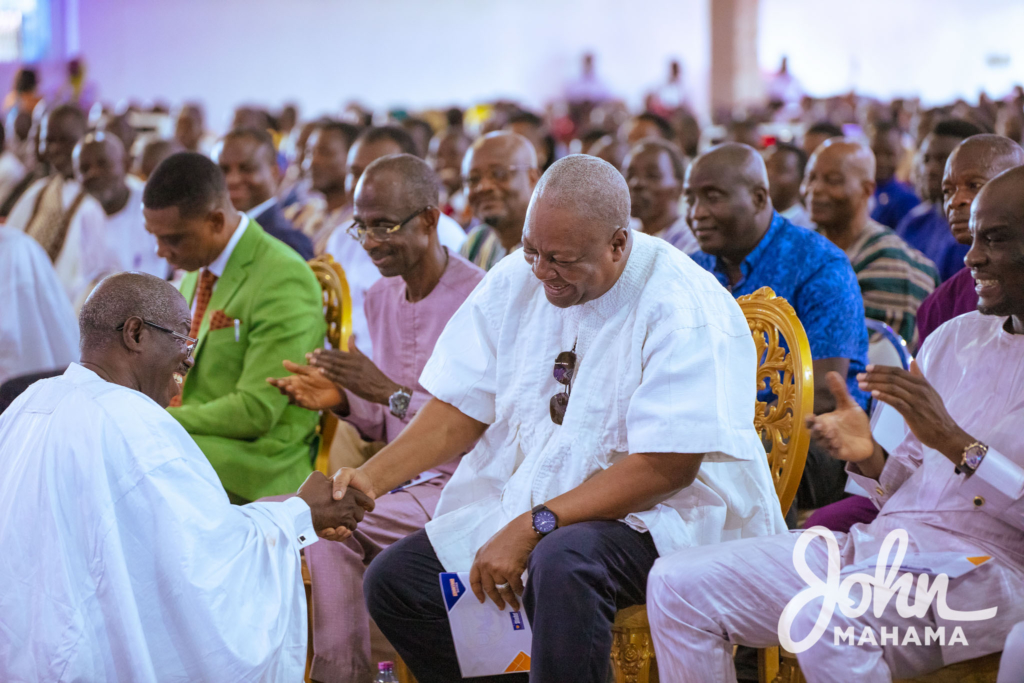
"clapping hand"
267,357,346,411
805,371,877,464
296,471,375,539
856,361,973,461
309,336,403,406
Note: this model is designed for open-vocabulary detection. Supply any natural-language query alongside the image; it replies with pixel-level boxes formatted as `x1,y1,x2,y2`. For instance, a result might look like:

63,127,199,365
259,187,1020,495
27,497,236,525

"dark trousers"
364,521,659,683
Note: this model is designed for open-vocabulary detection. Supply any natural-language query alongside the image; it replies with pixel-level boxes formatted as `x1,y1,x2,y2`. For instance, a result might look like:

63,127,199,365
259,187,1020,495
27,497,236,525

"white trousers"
647,531,953,683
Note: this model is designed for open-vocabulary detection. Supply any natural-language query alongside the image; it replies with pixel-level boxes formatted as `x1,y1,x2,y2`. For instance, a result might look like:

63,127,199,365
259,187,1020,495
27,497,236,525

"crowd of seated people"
2,63,1024,683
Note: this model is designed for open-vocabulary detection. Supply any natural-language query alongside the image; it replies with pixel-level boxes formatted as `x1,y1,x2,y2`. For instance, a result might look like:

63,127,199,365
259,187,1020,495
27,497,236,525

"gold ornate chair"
307,253,354,475
611,287,814,683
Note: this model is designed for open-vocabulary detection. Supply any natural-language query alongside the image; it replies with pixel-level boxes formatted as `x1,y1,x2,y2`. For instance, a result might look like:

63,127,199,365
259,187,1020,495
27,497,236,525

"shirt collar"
248,196,277,219
709,211,786,290
207,214,249,278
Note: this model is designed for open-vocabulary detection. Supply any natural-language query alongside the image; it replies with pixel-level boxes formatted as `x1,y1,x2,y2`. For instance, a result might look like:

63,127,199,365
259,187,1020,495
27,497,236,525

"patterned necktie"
170,269,217,409
189,269,218,338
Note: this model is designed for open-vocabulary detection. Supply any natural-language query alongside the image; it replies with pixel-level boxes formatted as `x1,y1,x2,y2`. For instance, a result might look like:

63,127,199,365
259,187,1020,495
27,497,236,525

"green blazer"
170,220,326,501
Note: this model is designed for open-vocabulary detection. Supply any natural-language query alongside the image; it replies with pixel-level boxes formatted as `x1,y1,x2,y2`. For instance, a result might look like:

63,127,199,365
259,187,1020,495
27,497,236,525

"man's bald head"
463,131,540,246
357,153,439,217
803,138,876,234
683,143,772,260
967,165,1024,325
943,134,1024,245
79,272,194,408
522,155,632,308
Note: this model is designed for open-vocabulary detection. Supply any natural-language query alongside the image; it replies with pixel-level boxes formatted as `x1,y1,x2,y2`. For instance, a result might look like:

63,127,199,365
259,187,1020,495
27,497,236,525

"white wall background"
76,0,710,131
759,0,1024,104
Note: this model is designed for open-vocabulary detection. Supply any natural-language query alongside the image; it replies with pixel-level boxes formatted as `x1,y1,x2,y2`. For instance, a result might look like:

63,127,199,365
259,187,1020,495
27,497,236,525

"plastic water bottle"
375,661,398,682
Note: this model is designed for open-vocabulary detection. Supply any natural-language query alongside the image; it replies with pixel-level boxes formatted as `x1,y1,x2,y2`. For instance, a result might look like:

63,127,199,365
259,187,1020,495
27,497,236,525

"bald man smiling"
333,155,783,683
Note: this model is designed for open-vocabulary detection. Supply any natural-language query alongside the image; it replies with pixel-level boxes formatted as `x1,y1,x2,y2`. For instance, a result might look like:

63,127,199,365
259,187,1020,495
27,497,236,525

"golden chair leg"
610,624,656,683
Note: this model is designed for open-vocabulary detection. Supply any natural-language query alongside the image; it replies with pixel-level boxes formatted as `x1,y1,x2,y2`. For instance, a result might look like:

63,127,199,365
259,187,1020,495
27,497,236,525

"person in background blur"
132,138,183,181
870,121,920,228
173,103,210,154
505,110,555,171
764,143,812,228
895,119,983,282
6,105,107,307
279,119,326,210
101,112,139,171
428,127,472,226
621,111,674,147
0,118,26,207
459,131,539,270
74,132,168,283
285,120,361,252
563,52,611,105
588,134,630,172
3,67,41,114
400,116,434,159
645,59,692,118
800,121,843,158
215,127,314,260
725,119,763,150
624,138,697,253
54,58,98,111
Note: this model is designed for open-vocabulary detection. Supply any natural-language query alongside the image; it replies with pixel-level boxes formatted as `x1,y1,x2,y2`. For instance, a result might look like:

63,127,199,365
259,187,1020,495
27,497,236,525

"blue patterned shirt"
692,212,870,409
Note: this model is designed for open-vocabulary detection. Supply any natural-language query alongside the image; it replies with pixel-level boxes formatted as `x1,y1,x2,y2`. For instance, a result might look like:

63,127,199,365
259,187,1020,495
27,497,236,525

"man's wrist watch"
531,505,559,537
958,441,989,475
388,386,412,419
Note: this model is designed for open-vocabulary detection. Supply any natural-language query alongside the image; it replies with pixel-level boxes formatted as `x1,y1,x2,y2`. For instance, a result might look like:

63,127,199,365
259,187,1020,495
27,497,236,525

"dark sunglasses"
549,344,577,425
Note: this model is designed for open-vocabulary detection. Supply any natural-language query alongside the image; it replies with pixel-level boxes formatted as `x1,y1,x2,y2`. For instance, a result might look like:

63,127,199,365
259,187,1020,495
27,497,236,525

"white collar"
248,196,277,219
207,214,249,278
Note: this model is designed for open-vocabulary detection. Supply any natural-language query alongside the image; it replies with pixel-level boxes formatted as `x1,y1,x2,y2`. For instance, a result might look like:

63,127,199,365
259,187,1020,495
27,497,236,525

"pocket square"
209,310,237,331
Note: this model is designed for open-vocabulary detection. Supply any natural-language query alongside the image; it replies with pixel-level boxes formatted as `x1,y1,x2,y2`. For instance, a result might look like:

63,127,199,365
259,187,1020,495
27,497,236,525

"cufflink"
973,497,984,508
875,486,885,496
299,534,307,542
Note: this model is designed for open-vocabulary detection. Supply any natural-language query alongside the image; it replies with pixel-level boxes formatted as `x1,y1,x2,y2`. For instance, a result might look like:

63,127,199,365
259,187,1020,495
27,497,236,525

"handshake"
296,471,375,539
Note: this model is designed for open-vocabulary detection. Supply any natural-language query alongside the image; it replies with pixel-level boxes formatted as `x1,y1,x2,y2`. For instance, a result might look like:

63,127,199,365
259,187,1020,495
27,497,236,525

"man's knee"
527,521,613,587
363,543,399,620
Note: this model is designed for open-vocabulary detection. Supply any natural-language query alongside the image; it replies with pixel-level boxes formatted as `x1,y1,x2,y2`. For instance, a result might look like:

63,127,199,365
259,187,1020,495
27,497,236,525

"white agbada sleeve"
0,227,79,384
0,365,316,683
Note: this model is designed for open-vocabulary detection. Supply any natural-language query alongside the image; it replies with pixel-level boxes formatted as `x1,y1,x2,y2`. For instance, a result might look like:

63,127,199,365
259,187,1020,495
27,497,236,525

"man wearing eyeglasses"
0,271,375,682
459,131,541,270
143,152,325,503
331,155,784,683
268,153,485,683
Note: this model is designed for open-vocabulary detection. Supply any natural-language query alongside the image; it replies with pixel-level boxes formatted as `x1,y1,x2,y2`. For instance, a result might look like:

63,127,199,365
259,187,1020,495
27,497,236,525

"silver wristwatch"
388,386,412,419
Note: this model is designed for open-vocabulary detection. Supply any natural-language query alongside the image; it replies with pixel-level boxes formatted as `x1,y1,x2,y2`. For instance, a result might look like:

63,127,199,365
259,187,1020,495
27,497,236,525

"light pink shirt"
342,251,484,473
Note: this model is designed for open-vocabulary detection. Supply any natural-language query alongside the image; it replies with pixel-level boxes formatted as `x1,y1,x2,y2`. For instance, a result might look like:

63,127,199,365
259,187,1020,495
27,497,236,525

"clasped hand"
296,471,375,539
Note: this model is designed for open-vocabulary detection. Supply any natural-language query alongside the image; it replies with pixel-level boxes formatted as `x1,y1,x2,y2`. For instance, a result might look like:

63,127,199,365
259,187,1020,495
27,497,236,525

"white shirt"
0,364,316,682
6,175,108,308
249,196,277,219
437,212,468,253
0,227,79,384
324,222,381,359
98,175,168,279
421,232,786,572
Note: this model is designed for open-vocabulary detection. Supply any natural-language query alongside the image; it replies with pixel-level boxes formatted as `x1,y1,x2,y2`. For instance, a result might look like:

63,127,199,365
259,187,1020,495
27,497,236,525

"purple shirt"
343,251,484,458
915,266,977,344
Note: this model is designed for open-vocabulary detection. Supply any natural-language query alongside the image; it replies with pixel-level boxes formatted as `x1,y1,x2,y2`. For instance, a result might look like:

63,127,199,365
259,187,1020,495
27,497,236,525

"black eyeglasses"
347,206,432,244
549,342,577,425
116,318,198,359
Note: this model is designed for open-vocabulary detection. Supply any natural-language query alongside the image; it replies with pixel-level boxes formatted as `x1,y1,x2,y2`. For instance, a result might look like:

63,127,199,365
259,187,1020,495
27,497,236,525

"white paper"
390,470,443,493
440,572,532,676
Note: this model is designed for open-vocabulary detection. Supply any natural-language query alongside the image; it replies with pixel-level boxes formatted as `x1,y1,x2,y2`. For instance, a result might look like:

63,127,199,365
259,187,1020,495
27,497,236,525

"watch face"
533,509,557,534
965,445,987,470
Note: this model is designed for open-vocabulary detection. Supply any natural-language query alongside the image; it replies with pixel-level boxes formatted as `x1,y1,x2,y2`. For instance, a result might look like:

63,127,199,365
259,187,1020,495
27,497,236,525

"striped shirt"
844,219,939,348
459,224,509,271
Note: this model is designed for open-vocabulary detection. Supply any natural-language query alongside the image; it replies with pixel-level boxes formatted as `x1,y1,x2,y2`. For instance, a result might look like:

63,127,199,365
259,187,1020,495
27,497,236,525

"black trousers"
364,521,659,683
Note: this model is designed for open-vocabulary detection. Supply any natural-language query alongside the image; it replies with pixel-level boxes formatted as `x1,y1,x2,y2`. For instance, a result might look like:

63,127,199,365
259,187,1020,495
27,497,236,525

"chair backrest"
307,254,354,474
865,318,912,370
737,287,814,516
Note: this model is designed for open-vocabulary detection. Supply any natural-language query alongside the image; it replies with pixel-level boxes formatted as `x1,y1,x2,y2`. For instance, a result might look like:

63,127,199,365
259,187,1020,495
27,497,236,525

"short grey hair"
528,154,630,233
79,272,187,351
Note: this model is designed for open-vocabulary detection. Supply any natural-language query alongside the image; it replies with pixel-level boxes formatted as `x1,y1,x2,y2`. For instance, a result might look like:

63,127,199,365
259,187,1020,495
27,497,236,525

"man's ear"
610,227,630,260
527,167,542,187
421,206,441,236
861,178,877,203
121,316,146,353
207,208,227,236
752,184,770,213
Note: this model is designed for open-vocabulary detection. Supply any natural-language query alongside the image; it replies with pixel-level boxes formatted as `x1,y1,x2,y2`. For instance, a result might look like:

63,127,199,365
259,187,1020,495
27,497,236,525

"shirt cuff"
280,496,318,549
844,457,908,510
957,447,1024,516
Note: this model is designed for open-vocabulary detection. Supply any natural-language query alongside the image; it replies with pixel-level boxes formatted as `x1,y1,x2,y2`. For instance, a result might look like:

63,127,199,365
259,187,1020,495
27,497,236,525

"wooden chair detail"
308,253,353,475
612,286,814,683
